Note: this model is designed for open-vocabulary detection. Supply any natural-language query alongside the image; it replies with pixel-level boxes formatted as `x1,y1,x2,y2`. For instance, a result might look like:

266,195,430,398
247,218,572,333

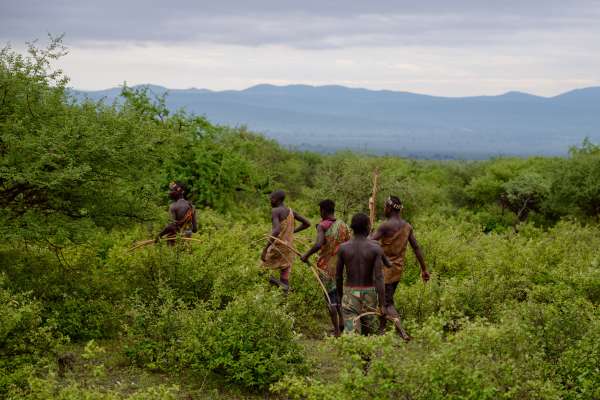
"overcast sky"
2,0,600,96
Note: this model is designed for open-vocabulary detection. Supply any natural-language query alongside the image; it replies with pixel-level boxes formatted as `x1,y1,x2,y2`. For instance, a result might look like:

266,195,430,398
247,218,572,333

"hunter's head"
319,199,335,219
384,195,403,218
270,190,286,207
169,181,186,200
350,213,370,236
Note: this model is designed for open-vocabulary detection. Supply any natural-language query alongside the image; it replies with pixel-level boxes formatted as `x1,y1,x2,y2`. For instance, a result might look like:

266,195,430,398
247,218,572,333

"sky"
2,0,600,96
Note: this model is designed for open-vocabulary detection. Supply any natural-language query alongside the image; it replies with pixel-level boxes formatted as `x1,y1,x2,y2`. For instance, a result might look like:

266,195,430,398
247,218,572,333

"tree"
502,172,550,221
547,139,600,219
0,37,168,244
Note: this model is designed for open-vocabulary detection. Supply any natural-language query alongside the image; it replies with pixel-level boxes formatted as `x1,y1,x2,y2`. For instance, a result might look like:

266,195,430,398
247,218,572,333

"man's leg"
279,266,291,286
268,266,290,293
341,288,361,334
362,289,379,335
379,281,398,333
384,281,410,340
327,287,343,336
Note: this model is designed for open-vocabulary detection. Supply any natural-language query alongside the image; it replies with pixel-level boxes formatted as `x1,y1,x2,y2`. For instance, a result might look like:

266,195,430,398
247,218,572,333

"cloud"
2,1,600,49
2,1,599,96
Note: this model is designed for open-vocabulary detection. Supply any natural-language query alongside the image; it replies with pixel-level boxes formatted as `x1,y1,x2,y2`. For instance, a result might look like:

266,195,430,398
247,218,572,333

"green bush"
124,284,306,390
0,280,65,396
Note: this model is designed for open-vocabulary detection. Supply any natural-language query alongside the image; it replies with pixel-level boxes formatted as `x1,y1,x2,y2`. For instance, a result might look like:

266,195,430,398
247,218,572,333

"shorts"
341,286,379,334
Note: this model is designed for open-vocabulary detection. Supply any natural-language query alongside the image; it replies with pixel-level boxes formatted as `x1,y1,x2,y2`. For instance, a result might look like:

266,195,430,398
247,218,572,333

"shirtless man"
370,196,430,332
301,199,351,336
336,213,385,335
156,181,197,245
261,190,310,292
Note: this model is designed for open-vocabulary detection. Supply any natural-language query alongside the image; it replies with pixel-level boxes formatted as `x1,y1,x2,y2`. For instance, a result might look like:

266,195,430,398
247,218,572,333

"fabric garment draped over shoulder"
317,219,351,279
263,209,296,270
380,223,412,284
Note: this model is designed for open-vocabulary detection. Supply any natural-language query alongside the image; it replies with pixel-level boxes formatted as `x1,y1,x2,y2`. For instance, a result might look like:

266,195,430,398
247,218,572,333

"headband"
169,182,183,192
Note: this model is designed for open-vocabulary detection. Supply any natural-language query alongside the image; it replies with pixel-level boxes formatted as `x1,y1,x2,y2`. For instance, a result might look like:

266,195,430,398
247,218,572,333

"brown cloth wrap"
317,220,351,280
262,209,296,269
379,223,412,284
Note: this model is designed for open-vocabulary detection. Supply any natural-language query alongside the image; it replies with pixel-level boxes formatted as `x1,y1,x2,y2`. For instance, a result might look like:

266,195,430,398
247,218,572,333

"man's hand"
261,248,268,262
300,254,310,264
421,269,430,282
379,305,387,316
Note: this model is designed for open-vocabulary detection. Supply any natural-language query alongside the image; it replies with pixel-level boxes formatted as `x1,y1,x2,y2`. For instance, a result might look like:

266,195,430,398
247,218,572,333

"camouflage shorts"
341,287,379,334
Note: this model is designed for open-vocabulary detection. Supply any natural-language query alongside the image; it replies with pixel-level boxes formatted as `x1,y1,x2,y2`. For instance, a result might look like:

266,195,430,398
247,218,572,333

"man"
370,196,430,333
336,213,386,335
156,181,197,245
261,190,310,292
301,199,351,336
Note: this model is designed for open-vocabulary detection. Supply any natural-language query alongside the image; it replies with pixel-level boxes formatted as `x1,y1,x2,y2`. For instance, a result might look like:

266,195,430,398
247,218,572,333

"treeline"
2,39,599,247
1,39,599,399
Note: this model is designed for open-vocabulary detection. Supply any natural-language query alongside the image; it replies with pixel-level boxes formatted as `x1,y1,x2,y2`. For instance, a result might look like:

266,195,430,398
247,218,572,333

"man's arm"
335,249,345,305
301,224,325,263
191,207,198,233
409,230,430,282
373,247,386,314
261,209,281,261
156,205,177,241
292,211,311,233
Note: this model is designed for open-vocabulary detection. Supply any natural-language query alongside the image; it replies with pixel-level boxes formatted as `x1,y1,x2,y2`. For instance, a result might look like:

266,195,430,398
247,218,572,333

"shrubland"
0,38,598,399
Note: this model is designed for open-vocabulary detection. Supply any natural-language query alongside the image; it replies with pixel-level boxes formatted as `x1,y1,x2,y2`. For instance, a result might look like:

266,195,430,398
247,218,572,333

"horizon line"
71,82,600,100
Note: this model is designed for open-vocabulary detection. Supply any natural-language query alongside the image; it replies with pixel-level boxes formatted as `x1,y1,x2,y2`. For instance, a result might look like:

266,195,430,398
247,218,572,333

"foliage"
548,139,600,218
0,279,66,396
124,284,306,389
1,38,600,399
0,37,168,244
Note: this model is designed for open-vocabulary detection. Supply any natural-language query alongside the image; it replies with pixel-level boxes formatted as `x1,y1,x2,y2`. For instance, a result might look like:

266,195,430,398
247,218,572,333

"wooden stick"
128,240,155,252
369,168,380,230
128,237,202,252
352,311,411,340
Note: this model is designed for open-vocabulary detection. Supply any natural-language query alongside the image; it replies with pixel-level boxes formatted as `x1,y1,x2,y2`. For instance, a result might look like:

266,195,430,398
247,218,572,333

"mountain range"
73,84,600,159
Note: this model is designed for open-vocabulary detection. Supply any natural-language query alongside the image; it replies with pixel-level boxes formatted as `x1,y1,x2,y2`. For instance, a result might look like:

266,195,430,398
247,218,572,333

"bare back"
169,198,192,221
337,238,384,288
336,236,385,310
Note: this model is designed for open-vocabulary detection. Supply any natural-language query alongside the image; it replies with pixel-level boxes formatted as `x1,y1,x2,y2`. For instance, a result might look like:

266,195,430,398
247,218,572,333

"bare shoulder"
377,220,392,231
368,240,384,254
375,220,395,236
339,241,351,253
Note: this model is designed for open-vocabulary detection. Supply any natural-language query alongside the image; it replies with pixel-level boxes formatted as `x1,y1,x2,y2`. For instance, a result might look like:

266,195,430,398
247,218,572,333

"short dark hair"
350,213,370,235
319,199,335,214
271,190,286,202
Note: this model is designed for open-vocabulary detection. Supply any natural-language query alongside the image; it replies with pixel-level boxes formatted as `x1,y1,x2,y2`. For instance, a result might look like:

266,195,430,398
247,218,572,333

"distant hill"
72,84,600,159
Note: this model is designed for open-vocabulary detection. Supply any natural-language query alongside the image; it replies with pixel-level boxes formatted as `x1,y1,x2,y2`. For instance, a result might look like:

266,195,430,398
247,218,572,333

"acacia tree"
501,172,550,222
0,37,169,244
